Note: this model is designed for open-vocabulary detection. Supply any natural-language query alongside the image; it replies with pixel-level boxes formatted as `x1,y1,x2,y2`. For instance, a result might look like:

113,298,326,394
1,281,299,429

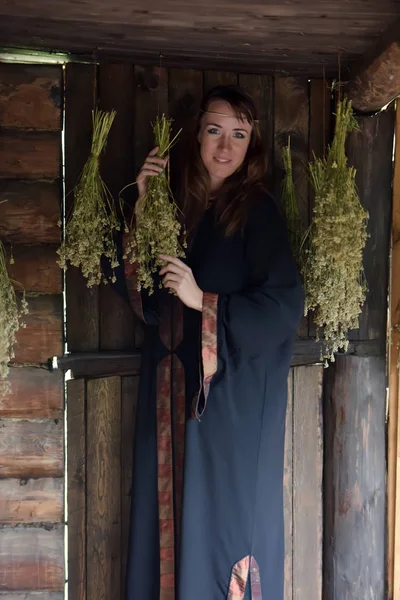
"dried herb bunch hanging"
0,241,28,396
57,109,120,287
281,136,303,265
304,96,369,364
124,114,185,294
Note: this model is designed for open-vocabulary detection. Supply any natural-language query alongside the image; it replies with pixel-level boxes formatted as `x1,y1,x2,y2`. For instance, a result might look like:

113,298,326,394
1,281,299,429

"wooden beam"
346,19,400,113
388,102,400,600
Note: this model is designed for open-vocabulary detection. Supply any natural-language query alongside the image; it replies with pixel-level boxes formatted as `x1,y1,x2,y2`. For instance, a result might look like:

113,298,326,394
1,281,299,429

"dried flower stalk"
0,241,28,396
281,136,303,266
124,114,185,294
304,97,369,365
57,109,120,287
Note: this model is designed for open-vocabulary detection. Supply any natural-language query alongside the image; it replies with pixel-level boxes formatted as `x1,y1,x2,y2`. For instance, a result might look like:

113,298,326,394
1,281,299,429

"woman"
121,85,304,600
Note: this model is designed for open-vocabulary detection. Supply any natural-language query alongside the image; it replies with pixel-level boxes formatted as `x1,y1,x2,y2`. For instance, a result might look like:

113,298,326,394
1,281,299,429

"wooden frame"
388,100,400,600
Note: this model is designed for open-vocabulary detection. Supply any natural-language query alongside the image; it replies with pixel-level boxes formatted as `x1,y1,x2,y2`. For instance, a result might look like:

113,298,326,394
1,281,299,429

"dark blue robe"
120,190,304,600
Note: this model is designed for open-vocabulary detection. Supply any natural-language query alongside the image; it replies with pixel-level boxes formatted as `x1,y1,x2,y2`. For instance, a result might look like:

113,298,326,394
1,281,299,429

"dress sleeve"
197,194,304,416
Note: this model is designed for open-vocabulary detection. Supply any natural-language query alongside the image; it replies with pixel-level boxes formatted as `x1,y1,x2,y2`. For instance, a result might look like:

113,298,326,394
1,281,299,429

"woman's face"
197,100,253,192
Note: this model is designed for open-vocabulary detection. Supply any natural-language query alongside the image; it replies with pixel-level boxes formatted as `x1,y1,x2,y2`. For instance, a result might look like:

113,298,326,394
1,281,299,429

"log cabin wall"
0,64,64,597
0,59,394,600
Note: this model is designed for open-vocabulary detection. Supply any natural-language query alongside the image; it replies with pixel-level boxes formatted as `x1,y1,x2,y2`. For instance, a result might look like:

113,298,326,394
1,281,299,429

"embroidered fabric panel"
193,292,218,418
250,556,262,599
156,357,175,598
172,353,186,552
227,555,250,600
227,555,262,600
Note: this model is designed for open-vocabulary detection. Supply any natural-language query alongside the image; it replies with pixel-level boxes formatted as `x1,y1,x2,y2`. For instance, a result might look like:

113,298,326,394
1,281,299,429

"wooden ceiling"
0,0,399,76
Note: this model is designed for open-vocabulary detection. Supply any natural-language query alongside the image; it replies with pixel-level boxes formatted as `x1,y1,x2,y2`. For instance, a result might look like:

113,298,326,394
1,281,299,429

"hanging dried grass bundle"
123,114,185,294
0,241,28,396
57,109,120,287
281,136,303,265
304,97,369,365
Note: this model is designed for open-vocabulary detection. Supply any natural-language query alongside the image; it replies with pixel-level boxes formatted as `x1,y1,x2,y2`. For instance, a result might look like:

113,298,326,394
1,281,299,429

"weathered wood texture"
323,356,386,600
98,63,138,351
347,105,395,342
0,594,64,599
64,62,99,352
0,478,63,523
87,377,121,600
0,367,63,418
0,419,63,478
274,77,309,339
13,295,62,364
67,379,86,600
0,526,64,591
284,367,323,600
0,180,60,244
0,64,62,130
7,245,62,295
388,103,400,600
0,131,60,180
0,1,398,75
346,18,400,112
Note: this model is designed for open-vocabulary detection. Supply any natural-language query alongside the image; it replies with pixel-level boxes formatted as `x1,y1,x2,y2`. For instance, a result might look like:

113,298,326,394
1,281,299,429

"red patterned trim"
156,357,175,598
172,354,186,552
193,292,218,419
227,555,250,600
250,556,262,599
227,555,262,600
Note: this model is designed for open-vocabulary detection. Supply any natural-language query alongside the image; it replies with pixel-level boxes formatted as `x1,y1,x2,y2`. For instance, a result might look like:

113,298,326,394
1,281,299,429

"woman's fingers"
145,156,168,168
138,167,164,179
159,255,191,272
159,262,186,277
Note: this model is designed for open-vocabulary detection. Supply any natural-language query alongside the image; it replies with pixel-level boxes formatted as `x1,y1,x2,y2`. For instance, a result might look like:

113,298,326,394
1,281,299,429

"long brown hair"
179,85,268,239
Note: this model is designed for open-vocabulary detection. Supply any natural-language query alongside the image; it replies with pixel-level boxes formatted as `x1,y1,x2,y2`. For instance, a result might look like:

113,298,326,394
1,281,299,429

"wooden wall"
63,62,329,600
0,65,64,597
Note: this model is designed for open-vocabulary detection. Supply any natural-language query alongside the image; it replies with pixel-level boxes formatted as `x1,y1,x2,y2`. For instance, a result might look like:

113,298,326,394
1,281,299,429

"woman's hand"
135,147,168,216
159,255,203,311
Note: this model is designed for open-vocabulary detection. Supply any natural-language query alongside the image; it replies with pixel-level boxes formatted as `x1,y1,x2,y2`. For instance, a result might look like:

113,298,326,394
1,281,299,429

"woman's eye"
207,128,219,135
234,132,245,139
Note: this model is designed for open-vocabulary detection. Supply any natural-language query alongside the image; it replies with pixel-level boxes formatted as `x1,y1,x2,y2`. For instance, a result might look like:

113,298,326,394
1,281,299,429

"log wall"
0,64,64,596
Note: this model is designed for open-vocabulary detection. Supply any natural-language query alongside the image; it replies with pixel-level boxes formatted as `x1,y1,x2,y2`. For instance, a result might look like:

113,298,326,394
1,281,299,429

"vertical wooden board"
133,65,169,178
0,526,64,590
0,419,63,478
203,71,237,93
87,377,121,600
389,103,400,600
274,77,309,339
283,369,293,600
121,375,139,597
0,64,62,130
64,63,99,352
293,365,323,600
0,594,64,599
0,367,63,418
67,379,86,600
0,180,61,244
346,106,395,342
98,63,138,351
238,73,274,183
0,478,63,523
308,79,332,338
168,68,203,190
323,356,386,600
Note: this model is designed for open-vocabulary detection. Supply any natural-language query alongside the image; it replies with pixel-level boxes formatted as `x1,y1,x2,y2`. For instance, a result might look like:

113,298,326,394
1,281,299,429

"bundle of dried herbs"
57,109,120,287
123,114,185,294
0,242,28,396
304,97,369,364
281,136,303,265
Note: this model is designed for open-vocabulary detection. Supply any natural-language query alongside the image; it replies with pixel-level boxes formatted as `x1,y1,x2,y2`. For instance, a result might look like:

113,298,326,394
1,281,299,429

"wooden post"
388,102,400,600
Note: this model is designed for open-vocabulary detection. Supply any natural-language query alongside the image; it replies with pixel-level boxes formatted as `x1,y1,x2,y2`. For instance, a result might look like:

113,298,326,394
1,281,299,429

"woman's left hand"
159,255,203,311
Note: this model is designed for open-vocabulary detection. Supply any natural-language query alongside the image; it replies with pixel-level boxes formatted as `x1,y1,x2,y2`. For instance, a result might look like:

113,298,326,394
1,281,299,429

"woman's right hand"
135,147,168,216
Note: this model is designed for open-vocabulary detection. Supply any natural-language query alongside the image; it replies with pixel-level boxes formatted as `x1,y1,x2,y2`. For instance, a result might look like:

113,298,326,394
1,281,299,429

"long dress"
119,188,304,600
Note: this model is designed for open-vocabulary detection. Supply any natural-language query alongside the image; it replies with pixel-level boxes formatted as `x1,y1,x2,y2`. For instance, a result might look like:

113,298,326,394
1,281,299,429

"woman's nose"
218,135,231,151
